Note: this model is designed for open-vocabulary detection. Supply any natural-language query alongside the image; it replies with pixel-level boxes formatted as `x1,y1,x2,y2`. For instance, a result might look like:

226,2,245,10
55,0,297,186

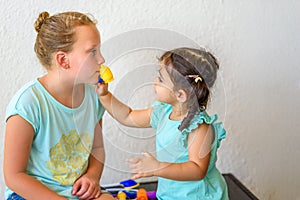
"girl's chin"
84,79,98,85
90,75,100,84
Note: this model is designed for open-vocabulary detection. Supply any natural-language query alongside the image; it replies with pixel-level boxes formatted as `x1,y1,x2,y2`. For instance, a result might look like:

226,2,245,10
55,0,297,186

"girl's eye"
91,49,97,56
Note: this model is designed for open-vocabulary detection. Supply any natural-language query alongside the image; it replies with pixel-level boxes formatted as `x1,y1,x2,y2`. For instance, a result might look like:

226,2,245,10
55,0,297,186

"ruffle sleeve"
180,112,226,148
214,121,226,148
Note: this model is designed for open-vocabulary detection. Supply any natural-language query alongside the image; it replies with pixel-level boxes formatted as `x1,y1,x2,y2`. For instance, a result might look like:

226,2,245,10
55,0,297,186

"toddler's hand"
72,174,101,200
127,152,160,180
96,82,109,97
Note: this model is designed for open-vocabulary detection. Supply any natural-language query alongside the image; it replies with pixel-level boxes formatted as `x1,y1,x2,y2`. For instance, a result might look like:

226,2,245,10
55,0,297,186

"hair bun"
34,11,50,33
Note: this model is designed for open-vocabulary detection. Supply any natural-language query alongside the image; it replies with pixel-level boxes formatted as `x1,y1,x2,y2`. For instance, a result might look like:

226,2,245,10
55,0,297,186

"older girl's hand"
72,173,101,200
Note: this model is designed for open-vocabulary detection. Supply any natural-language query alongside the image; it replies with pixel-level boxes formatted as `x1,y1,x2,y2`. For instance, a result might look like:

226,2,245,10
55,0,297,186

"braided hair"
159,47,219,131
34,11,97,69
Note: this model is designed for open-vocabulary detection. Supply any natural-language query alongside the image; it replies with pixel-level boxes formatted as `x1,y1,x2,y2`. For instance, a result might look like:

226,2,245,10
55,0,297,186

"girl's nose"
98,55,105,65
97,52,105,65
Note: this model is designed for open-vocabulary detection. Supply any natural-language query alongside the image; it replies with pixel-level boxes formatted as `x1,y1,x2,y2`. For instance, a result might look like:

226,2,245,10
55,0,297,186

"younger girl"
97,47,228,200
4,11,114,200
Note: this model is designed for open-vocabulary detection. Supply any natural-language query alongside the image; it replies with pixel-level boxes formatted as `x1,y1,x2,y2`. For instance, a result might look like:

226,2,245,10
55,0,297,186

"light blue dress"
5,78,105,199
150,102,228,200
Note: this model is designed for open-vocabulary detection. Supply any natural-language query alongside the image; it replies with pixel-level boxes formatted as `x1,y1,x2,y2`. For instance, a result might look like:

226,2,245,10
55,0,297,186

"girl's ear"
175,89,188,103
55,51,69,70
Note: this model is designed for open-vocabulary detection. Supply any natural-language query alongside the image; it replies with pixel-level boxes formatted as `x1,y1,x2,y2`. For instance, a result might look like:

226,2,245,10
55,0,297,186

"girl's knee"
97,193,115,200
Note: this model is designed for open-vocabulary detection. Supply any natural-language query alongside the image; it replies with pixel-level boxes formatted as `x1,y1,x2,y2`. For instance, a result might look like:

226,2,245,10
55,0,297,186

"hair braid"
160,47,219,131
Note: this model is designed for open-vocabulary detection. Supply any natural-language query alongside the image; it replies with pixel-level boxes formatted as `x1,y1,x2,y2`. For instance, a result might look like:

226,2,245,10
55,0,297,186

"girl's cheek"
153,85,158,94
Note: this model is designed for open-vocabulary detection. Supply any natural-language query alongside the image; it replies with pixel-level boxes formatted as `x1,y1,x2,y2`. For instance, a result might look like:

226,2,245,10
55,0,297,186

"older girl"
4,11,114,200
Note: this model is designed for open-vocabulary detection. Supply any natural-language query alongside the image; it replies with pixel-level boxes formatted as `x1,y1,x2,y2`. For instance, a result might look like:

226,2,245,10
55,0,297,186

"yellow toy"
117,191,126,200
98,64,114,83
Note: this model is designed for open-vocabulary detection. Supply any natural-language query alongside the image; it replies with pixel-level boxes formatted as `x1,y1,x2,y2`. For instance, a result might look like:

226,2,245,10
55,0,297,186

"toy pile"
102,179,156,200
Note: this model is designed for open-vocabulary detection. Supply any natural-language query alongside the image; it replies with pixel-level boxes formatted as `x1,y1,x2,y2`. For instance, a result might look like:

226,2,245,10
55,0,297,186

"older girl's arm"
4,115,67,200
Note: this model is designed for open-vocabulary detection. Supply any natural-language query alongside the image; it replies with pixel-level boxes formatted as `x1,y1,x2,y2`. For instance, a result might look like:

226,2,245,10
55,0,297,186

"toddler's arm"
96,83,152,128
128,123,213,181
4,115,67,200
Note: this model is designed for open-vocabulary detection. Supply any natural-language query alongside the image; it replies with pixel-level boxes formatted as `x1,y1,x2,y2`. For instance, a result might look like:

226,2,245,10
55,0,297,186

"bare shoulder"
188,123,215,146
190,123,212,136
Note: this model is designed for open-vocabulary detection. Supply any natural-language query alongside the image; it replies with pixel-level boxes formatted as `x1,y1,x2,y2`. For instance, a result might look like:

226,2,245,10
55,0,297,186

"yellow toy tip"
99,65,114,83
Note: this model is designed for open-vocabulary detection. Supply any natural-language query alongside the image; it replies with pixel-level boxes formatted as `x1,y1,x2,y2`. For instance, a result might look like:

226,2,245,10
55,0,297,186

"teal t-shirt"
150,102,228,200
5,78,105,199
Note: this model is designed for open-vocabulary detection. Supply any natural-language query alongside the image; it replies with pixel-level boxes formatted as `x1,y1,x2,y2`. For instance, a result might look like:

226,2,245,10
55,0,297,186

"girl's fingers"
75,182,89,196
72,181,81,195
89,186,98,200
94,191,101,199
141,152,152,157
127,157,140,164
79,185,97,200
131,174,141,180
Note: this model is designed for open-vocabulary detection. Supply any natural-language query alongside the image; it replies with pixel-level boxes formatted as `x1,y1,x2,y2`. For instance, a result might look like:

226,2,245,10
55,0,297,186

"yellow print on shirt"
46,130,92,185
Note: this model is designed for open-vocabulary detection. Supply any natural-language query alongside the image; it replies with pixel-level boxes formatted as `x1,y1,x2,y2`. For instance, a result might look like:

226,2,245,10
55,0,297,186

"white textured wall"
1,1,300,199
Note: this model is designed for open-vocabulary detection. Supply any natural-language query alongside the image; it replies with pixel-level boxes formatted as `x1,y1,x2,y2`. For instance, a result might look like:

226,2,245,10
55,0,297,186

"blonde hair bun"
34,11,50,33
